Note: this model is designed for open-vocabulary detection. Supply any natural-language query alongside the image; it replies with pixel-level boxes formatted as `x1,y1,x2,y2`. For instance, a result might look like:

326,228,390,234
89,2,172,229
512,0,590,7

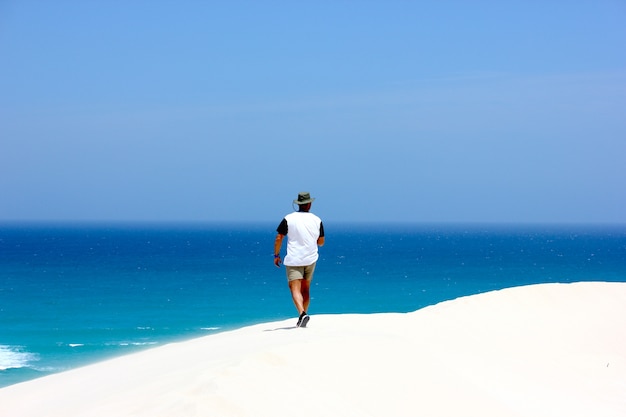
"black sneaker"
296,312,310,328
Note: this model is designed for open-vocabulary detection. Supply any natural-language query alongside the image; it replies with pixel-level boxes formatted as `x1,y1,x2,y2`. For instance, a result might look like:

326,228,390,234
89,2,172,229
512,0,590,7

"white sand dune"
1,281,625,417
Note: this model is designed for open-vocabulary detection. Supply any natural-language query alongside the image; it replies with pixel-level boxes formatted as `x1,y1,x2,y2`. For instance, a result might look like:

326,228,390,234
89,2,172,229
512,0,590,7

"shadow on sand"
263,326,298,332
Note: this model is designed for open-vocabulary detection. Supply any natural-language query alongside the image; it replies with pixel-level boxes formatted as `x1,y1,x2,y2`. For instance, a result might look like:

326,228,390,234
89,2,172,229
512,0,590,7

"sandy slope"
1,281,624,417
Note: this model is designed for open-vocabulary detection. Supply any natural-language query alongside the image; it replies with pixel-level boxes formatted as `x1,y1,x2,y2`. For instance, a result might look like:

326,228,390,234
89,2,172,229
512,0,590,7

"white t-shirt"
280,211,322,266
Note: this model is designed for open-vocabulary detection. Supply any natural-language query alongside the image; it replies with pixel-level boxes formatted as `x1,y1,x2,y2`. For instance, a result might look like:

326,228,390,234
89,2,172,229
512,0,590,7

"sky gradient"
1,1,625,224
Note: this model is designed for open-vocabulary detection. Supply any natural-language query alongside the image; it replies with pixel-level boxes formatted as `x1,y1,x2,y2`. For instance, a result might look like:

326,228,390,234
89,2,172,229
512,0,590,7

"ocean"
1,222,625,388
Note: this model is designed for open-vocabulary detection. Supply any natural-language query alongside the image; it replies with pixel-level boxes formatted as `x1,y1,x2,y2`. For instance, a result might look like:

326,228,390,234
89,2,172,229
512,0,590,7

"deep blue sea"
1,222,625,388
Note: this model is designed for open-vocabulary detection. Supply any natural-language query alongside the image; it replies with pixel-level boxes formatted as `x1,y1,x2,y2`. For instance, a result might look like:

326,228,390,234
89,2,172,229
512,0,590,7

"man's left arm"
274,234,284,267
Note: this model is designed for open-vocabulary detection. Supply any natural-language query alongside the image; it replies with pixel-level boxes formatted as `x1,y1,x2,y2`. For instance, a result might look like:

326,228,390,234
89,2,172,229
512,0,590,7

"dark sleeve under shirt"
277,218,288,235
277,219,324,238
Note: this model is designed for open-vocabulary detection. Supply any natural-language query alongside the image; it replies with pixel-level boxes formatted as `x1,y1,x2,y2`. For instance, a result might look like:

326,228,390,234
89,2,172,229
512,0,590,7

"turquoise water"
1,222,625,387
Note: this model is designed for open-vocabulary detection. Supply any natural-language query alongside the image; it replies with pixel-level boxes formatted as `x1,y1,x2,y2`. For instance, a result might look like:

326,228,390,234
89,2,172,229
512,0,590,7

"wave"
116,342,158,347
0,345,39,371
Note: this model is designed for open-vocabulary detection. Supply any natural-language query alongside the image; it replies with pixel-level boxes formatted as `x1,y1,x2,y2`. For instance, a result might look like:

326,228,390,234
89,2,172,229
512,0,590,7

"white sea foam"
132,342,157,346
0,345,39,371
112,341,157,347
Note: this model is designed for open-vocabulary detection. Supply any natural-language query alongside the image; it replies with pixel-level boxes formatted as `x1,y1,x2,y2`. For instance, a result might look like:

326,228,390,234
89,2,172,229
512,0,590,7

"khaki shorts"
286,263,317,282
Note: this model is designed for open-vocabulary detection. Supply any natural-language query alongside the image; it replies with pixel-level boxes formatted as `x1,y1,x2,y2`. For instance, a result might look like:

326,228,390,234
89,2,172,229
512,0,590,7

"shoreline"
1,281,625,416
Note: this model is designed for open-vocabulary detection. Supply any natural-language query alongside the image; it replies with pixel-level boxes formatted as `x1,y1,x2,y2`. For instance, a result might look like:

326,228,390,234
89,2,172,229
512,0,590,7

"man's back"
283,211,322,266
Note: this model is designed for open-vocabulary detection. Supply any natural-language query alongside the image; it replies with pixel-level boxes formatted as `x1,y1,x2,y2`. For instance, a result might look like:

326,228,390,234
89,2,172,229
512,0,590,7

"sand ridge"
1,281,624,417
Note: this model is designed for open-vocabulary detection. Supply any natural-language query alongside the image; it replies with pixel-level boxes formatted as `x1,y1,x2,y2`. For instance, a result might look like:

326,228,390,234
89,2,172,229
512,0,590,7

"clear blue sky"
1,1,625,224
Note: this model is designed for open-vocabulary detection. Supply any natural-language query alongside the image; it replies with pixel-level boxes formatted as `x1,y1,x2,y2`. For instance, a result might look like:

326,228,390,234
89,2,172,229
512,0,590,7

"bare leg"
301,279,311,313
289,279,306,314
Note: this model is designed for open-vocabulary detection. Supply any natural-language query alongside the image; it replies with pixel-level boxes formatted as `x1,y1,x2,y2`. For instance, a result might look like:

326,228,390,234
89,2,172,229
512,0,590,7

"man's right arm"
317,221,325,246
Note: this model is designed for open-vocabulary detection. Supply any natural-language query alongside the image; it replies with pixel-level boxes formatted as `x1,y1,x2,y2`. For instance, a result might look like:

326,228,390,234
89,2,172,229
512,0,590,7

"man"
274,192,325,328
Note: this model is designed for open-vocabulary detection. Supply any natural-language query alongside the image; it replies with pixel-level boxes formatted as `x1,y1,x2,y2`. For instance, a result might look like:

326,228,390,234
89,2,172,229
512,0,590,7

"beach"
1,281,624,416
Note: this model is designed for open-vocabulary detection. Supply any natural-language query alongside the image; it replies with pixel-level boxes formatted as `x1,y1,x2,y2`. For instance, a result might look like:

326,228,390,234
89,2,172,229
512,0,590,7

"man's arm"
274,234,285,267
317,221,325,246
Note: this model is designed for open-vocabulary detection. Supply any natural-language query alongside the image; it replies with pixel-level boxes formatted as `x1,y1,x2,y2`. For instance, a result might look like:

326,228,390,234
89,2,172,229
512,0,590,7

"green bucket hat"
294,192,315,205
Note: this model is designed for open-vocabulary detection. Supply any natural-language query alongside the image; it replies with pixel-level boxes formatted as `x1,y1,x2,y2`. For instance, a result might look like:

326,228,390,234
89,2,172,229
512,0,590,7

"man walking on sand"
274,192,325,328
